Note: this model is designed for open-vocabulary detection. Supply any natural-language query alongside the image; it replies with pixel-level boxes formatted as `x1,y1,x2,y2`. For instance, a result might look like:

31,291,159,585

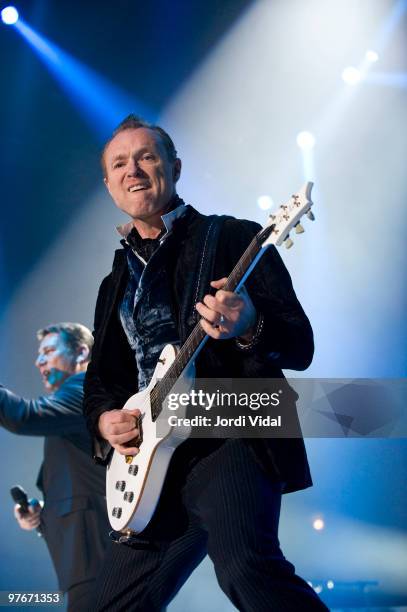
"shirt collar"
116,196,187,242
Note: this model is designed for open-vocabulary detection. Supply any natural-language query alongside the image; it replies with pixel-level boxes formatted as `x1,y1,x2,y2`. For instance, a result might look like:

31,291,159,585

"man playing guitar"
84,114,327,611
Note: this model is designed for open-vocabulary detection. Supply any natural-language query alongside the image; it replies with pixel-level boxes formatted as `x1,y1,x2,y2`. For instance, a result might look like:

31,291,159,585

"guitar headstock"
262,182,314,248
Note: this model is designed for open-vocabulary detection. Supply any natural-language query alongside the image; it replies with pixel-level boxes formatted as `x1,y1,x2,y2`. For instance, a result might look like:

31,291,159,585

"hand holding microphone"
10,485,43,535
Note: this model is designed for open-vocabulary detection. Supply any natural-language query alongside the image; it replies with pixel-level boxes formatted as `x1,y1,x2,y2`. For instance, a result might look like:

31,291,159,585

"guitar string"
149,224,275,419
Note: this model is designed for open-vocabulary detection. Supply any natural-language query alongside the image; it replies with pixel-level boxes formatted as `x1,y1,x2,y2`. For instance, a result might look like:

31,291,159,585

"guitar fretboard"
150,223,275,420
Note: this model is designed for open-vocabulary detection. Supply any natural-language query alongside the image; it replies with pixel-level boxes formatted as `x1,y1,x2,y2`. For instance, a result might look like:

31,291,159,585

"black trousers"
66,580,96,612
93,439,328,612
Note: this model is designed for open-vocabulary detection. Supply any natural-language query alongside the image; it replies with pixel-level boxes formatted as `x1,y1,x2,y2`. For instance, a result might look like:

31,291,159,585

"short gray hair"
101,114,178,177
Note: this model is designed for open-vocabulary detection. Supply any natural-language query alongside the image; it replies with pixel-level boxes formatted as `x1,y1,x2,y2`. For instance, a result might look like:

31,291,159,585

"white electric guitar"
106,182,315,535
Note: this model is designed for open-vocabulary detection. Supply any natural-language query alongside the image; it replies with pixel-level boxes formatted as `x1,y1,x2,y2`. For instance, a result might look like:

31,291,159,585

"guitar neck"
151,224,275,418
150,181,314,419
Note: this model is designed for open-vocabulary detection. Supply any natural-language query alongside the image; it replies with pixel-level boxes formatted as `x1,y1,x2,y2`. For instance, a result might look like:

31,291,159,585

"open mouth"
40,371,50,384
128,184,149,193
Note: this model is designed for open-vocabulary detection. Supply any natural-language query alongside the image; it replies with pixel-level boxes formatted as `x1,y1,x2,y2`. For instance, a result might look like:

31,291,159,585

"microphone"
10,485,42,536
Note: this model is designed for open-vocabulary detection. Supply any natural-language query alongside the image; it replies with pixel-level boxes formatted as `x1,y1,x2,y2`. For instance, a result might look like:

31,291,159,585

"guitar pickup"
124,413,143,449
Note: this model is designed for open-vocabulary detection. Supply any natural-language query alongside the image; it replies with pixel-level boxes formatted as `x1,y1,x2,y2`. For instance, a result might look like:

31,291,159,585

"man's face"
35,333,77,392
103,127,180,222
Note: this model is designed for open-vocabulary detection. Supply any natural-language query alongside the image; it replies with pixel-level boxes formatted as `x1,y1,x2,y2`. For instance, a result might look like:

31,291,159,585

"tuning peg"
295,222,304,234
283,235,293,249
306,209,315,221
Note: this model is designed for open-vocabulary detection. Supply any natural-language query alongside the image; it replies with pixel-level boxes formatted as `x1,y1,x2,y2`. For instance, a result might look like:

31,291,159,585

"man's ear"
104,176,114,199
173,158,182,182
76,344,90,364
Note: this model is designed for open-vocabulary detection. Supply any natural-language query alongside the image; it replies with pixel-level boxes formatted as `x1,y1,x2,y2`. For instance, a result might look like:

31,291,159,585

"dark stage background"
0,0,406,609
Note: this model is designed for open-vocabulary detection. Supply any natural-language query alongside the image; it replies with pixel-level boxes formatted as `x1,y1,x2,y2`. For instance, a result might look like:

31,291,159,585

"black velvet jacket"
84,206,314,493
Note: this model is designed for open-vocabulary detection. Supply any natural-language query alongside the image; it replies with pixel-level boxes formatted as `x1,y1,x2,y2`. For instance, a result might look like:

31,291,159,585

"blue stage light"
257,195,273,211
12,19,152,140
296,131,315,150
342,66,361,85
365,50,379,63
312,517,325,531
1,6,19,25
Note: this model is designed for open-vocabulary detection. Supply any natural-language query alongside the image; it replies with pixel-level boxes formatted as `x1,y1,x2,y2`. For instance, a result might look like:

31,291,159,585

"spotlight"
314,585,323,594
365,50,379,63
1,5,19,25
296,131,315,150
342,66,361,85
327,580,335,590
312,517,325,531
257,195,273,211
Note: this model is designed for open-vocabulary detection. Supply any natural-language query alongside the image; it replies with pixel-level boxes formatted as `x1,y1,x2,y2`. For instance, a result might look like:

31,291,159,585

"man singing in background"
0,322,110,611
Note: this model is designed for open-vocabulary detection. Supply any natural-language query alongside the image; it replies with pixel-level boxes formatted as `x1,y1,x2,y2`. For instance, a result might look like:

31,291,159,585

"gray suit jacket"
0,373,110,591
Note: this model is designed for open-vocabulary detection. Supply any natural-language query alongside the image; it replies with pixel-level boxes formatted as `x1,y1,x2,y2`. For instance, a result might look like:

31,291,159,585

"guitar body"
106,344,195,533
